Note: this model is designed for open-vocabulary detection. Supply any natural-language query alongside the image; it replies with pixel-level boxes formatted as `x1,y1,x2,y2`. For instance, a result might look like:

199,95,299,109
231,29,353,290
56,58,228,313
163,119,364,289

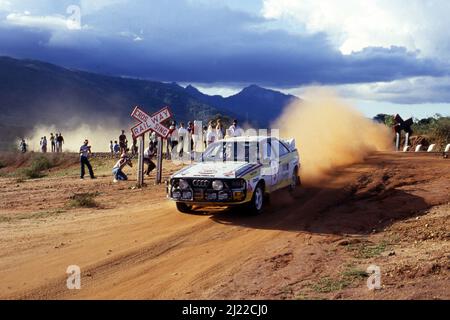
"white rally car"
168,136,301,214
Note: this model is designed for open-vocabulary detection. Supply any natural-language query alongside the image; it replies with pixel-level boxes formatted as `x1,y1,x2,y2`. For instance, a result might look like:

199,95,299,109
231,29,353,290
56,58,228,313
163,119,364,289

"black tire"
176,202,194,214
289,166,301,193
246,182,265,215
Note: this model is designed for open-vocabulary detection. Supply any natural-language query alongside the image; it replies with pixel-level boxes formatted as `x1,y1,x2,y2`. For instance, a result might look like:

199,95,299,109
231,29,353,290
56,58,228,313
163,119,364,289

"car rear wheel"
247,183,265,215
289,167,301,193
176,202,195,214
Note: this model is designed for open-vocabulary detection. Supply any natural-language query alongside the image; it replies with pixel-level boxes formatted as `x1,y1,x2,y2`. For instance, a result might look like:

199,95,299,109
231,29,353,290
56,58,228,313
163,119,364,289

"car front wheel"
176,202,194,214
247,183,265,215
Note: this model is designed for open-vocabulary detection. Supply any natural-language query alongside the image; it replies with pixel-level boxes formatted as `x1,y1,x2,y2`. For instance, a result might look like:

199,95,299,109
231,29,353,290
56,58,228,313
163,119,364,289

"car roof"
218,136,276,143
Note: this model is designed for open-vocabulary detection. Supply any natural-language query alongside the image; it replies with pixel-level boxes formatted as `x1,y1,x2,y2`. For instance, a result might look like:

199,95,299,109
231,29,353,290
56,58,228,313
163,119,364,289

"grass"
68,192,100,208
20,155,54,179
311,277,352,293
310,266,369,294
350,241,389,259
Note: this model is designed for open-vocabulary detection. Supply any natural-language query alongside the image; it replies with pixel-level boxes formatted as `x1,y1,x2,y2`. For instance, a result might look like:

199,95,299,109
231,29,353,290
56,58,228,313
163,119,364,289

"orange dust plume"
274,87,393,184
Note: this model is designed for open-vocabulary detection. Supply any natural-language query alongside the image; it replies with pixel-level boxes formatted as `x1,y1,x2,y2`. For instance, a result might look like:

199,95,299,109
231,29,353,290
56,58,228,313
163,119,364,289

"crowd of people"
165,118,244,160
19,133,65,154
38,133,65,153
16,118,245,183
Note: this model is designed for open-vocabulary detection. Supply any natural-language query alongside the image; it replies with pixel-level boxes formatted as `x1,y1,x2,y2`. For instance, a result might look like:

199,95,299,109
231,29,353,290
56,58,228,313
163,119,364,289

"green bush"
431,117,450,144
21,155,54,179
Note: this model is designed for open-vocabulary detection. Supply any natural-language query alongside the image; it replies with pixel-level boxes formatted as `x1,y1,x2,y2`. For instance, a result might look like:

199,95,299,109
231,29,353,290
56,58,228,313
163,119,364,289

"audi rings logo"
192,180,210,188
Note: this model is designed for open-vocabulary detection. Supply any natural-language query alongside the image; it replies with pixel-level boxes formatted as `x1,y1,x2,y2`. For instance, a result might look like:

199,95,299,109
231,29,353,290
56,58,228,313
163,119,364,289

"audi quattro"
168,136,301,214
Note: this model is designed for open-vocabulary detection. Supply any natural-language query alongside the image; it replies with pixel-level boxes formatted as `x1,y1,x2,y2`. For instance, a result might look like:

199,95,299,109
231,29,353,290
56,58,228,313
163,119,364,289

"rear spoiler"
282,138,297,152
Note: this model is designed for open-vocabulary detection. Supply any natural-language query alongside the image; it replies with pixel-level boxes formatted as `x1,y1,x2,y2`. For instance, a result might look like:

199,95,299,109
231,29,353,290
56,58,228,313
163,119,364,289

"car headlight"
212,180,224,191
179,179,190,190
230,179,246,189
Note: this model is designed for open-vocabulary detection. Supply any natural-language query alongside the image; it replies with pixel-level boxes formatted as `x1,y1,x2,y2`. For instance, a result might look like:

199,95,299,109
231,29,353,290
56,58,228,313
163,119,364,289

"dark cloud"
0,0,448,87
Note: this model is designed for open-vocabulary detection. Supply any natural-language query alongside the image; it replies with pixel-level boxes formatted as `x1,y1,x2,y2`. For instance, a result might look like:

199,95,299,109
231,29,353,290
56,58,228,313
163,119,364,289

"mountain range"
0,56,299,149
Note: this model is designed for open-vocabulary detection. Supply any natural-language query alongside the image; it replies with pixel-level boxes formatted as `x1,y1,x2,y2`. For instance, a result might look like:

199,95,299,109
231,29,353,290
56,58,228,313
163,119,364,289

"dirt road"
0,152,448,299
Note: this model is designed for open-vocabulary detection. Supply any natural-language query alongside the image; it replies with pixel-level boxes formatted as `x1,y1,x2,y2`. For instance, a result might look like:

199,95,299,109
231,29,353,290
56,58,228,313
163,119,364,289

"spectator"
109,140,114,157
188,121,195,152
40,136,47,153
144,141,157,176
56,133,64,152
216,119,224,140
79,139,95,180
55,134,59,152
112,153,133,182
178,122,188,157
202,125,208,149
19,139,27,153
119,130,128,154
169,121,178,157
50,133,56,152
229,119,244,137
113,140,120,156
206,121,217,146
132,137,138,155
166,121,175,160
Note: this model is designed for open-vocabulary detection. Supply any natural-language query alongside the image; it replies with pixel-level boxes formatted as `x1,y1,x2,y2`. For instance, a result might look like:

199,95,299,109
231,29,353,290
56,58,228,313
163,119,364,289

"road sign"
130,106,173,187
131,106,172,138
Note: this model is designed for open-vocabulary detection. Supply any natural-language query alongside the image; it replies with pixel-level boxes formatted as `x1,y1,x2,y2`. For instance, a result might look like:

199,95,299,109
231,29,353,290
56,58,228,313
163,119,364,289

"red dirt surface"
0,152,448,299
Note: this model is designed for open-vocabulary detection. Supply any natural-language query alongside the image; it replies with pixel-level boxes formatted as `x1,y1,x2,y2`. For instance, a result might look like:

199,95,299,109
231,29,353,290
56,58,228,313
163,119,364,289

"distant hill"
0,56,299,150
185,84,299,127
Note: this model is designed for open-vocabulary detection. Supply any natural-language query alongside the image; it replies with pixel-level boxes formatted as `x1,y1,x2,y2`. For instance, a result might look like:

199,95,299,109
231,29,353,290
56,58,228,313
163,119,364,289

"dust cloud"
28,123,128,152
274,88,393,183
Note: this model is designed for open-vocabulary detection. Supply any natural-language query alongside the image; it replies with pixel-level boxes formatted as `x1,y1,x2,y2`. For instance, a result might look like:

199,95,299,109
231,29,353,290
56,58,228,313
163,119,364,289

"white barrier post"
427,144,436,152
404,132,410,150
395,133,401,151
445,144,450,153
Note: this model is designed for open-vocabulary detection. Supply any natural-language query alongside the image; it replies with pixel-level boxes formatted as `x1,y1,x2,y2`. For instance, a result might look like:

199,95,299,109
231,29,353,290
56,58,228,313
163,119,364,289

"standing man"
229,120,244,137
119,130,128,155
50,133,56,152
55,133,59,152
109,140,114,158
206,121,216,147
178,122,188,158
57,133,64,152
169,121,178,159
216,119,224,140
19,139,27,153
42,136,48,153
113,140,120,157
79,139,96,180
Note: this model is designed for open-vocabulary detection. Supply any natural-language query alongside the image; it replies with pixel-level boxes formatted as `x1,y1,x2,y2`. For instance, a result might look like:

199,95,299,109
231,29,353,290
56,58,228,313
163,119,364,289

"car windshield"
202,141,262,163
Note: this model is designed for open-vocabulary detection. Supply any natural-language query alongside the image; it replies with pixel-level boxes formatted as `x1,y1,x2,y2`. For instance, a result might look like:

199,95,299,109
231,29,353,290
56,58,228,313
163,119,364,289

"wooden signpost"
130,106,172,187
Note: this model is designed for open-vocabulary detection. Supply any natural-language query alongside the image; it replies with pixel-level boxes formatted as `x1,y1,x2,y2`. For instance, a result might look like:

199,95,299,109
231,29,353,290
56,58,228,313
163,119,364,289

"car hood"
172,161,261,179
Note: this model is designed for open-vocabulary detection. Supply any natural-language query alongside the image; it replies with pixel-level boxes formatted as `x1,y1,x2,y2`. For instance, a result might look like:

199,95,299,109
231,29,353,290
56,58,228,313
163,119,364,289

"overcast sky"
0,0,449,118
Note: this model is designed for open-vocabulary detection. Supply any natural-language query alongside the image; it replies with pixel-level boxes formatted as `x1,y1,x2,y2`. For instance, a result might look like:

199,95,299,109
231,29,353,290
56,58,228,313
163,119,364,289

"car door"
260,139,278,189
268,138,291,190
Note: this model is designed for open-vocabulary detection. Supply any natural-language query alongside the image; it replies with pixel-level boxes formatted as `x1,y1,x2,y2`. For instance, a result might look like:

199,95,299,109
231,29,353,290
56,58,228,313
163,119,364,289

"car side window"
269,139,290,158
278,141,290,157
